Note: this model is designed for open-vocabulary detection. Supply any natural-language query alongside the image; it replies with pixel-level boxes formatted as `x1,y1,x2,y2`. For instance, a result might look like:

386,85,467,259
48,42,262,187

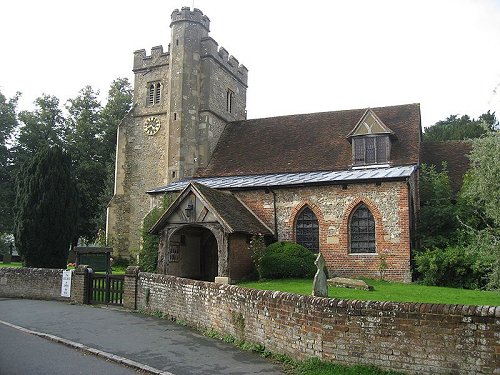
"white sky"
1,0,500,128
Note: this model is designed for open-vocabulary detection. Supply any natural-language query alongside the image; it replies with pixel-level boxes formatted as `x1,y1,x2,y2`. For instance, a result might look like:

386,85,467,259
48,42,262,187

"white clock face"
144,117,161,136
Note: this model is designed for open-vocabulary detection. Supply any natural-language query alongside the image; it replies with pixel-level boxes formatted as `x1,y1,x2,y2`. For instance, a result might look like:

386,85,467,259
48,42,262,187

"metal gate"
87,271,124,306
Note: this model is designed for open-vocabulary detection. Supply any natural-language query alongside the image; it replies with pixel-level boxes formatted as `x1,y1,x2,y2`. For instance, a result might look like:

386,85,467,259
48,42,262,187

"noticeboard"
77,253,109,272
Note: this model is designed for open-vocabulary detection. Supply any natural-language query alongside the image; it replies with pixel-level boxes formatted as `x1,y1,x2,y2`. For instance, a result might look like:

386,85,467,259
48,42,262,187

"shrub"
415,246,489,289
259,242,316,279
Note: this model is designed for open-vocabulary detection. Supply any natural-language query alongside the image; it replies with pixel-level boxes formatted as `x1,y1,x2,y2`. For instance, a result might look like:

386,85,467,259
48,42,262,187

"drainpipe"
265,188,278,241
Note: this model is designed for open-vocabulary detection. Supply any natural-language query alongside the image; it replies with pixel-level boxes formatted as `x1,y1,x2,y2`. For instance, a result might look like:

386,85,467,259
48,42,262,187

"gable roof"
420,141,472,194
196,103,421,177
150,182,273,235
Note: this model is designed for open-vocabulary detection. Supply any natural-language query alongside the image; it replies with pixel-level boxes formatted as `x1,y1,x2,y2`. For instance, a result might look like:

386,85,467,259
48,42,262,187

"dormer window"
347,109,394,167
147,82,161,105
353,135,389,165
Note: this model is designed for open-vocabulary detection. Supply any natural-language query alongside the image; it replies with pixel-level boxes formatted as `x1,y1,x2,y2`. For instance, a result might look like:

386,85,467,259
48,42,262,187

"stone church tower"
107,7,248,259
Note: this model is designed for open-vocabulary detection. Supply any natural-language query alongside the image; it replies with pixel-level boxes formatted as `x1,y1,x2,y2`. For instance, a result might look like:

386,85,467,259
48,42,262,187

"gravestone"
312,252,328,297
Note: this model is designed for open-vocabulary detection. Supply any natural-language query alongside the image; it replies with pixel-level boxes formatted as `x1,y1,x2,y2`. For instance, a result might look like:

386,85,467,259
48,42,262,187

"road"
0,323,143,375
0,298,284,375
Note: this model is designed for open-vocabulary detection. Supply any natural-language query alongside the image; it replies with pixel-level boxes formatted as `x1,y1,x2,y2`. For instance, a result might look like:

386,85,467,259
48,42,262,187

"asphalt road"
0,298,284,375
0,323,143,375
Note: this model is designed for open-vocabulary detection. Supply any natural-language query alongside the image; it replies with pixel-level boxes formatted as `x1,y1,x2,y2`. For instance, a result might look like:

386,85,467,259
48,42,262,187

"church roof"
196,103,421,177
148,165,417,193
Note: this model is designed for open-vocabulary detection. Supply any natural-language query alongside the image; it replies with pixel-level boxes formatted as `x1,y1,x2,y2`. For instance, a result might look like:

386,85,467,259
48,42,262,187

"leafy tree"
14,147,78,268
65,86,104,244
416,163,458,248
423,111,498,141
14,95,66,166
0,91,19,233
94,79,133,232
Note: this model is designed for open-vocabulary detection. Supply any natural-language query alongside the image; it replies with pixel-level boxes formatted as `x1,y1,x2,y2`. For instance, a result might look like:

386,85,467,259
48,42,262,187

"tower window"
295,207,319,253
226,89,234,113
350,204,376,253
147,82,162,105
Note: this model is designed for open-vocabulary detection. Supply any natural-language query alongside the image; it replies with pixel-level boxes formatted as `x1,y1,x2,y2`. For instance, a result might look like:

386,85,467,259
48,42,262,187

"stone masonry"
107,7,247,259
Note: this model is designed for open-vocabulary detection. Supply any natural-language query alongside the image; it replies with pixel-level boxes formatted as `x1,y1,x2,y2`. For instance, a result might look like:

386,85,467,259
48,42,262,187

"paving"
0,298,284,375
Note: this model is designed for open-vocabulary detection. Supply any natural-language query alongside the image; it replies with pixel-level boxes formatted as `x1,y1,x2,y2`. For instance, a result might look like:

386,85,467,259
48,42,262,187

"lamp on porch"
185,204,194,218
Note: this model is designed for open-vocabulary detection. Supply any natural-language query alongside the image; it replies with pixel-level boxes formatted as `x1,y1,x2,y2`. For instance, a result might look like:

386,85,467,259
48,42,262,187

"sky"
1,0,500,128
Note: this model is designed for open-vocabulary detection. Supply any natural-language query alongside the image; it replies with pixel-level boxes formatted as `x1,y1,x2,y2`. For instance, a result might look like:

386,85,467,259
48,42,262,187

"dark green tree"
14,147,78,268
423,111,498,141
0,90,19,233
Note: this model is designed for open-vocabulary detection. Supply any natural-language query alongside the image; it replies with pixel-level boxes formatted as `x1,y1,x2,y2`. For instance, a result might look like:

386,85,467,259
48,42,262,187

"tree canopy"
423,111,498,141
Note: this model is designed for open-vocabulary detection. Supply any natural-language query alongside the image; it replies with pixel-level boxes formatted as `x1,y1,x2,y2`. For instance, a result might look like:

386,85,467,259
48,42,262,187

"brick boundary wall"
0,267,70,301
137,273,500,375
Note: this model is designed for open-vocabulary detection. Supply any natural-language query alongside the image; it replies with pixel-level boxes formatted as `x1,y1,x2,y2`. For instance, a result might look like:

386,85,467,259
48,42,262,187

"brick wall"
137,274,500,375
0,267,70,301
235,181,412,282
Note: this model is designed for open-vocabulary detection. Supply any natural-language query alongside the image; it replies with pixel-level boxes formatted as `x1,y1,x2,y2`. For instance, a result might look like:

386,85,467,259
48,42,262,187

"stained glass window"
296,207,319,253
350,204,376,253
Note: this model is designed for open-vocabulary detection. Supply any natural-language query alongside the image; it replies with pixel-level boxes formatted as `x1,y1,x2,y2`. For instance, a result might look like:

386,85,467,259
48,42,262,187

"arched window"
350,204,376,253
226,89,234,113
295,207,319,253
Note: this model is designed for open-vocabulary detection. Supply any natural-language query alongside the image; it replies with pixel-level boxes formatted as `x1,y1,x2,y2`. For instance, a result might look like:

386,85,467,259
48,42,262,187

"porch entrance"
169,226,218,282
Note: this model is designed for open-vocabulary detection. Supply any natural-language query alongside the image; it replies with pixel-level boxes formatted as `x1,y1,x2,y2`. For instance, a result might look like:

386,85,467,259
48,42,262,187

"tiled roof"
150,182,273,235
148,165,418,193
196,103,421,177
192,183,272,234
420,141,472,193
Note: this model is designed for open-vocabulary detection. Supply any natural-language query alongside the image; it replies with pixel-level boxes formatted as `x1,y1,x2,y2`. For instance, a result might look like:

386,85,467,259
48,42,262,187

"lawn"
0,261,23,268
238,278,500,306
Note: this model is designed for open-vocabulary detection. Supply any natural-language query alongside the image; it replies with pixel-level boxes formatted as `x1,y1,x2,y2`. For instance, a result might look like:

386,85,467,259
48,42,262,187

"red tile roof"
197,103,422,177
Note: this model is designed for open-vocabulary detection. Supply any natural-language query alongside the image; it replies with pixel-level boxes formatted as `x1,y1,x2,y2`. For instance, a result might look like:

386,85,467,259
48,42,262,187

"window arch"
350,204,376,253
295,206,319,253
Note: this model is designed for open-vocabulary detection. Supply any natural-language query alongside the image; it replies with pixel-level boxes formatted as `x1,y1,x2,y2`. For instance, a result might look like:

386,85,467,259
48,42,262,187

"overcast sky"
1,0,500,128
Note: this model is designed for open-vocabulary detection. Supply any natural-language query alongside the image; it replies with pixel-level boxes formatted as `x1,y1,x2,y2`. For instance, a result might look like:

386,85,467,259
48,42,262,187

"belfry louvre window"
353,135,389,165
350,204,376,253
147,82,161,105
295,207,319,253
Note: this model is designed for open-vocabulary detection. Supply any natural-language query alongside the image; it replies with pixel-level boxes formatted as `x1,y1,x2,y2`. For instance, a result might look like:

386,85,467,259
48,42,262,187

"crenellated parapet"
171,7,210,32
201,37,248,85
133,45,170,72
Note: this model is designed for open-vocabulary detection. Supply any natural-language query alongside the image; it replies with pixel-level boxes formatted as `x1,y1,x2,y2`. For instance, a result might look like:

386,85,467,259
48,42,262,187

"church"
106,7,468,283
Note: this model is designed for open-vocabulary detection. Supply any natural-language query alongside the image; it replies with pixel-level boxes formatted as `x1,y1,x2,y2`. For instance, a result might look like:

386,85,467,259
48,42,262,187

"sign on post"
61,270,72,297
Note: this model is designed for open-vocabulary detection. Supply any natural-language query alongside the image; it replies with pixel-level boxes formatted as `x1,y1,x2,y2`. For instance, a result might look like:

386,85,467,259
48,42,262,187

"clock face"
144,117,161,136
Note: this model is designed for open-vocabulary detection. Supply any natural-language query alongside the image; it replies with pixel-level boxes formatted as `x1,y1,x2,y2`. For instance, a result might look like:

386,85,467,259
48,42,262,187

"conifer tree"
14,147,78,268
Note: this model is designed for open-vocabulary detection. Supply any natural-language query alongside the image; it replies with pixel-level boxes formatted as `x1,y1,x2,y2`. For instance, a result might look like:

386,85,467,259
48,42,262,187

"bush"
415,246,489,289
259,242,316,279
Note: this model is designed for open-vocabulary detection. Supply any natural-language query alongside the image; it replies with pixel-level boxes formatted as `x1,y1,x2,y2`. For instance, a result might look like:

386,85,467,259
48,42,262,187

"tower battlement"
201,37,248,86
133,45,170,72
171,7,210,32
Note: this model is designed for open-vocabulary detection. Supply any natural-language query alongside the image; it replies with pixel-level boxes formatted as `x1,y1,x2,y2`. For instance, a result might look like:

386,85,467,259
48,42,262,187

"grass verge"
238,278,500,306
